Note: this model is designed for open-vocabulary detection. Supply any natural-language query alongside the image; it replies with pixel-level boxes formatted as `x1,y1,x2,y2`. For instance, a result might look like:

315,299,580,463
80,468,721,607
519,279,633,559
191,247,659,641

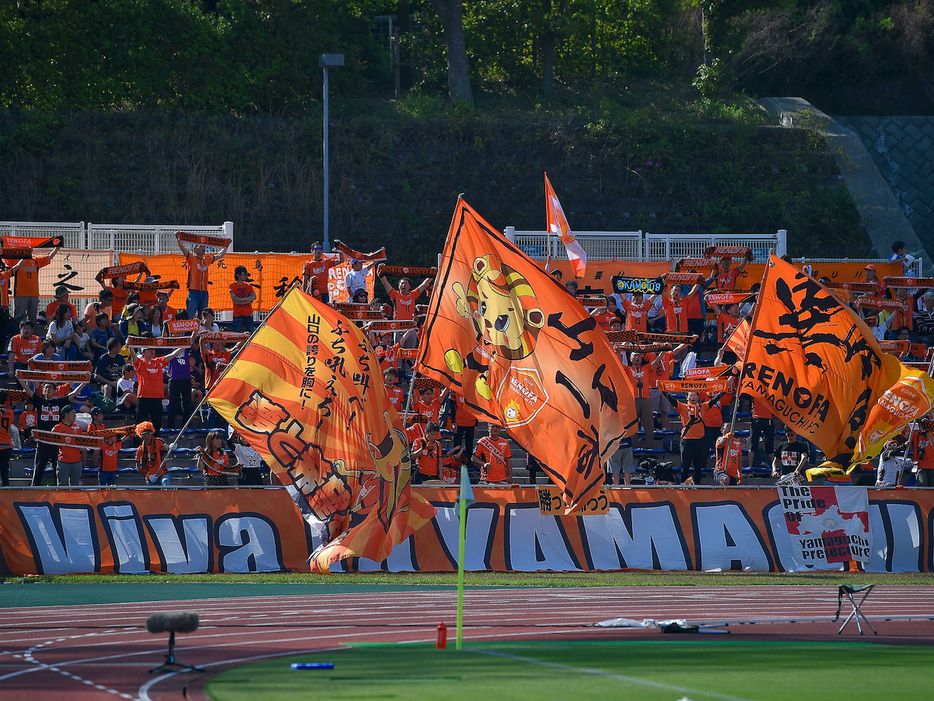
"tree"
431,0,475,103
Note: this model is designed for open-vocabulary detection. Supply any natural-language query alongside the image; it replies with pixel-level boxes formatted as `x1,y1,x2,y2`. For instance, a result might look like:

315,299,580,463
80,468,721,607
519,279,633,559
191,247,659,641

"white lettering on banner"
580,504,690,571
692,503,773,572
15,504,99,574
431,505,496,571
216,515,285,573
779,485,872,566
144,516,212,574
99,504,148,574
765,503,841,572
869,502,923,573
504,505,582,572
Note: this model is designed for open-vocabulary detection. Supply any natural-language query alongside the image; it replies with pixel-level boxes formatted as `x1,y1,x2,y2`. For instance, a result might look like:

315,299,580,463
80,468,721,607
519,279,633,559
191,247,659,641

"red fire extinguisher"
436,622,447,649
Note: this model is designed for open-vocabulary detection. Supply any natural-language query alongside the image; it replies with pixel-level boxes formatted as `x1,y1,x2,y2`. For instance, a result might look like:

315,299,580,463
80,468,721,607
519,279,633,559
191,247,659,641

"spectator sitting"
154,290,177,322
83,288,114,326
46,304,78,360
118,304,149,348
72,319,94,362
31,338,62,365
89,312,117,360
95,338,126,401
44,286,78,324
148,306,165,338
116,365,138,410
200,307,220,333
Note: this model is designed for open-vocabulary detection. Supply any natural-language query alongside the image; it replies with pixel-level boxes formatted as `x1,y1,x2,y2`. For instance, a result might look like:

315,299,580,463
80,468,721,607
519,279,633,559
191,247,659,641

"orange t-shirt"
45,300,78,320
101,441,122,472
378,343,400,373
913,432,934,470
677,401,707,440
19,410,37,431
230,281,254,315
0,269,12,307
205,350,231,389
417,398,441,423
10,334,41,364
161,305,177,322
716,268,740,291
53,422,85,463
14,257,51,297
751,398,773,420
716,437,744,479
136,439,167,480
622,299,650,332
390,289,419,322
662,295,692,334
110,287,128,315
647,351,674,385
386,386,404,411
624,364,655,400
475,436,512,482
186,253,216,292
592,310,616,331
303,258,336,295
0,407,13,446
413,437,441,476
202,448,229,476
133,356,168,399
717,313,742,343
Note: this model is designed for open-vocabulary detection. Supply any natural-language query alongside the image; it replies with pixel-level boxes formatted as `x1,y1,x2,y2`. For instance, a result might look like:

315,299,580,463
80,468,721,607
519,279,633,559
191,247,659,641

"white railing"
505,228,787,265
0,221,85,249
794,257,923,278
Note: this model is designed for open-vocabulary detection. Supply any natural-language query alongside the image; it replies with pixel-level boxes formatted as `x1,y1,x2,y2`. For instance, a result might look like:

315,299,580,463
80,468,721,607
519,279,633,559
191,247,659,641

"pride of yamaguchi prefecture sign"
779,484,872,565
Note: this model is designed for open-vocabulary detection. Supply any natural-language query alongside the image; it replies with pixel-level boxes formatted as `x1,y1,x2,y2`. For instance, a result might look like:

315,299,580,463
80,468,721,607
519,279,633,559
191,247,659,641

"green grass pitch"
204,641,933,701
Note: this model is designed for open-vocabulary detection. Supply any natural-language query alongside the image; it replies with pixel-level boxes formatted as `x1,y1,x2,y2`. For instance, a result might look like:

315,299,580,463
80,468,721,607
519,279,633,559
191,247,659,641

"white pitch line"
475,648,760,701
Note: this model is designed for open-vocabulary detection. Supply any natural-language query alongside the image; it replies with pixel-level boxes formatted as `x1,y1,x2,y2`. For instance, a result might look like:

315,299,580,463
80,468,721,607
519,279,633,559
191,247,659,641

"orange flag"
416,198,637,512
741,256,934,471
207,286,435,573
544,173,586,278
717,318,750,368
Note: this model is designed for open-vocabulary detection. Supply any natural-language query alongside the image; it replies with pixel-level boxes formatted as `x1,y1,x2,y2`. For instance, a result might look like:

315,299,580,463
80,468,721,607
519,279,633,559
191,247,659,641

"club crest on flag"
498,367,549,428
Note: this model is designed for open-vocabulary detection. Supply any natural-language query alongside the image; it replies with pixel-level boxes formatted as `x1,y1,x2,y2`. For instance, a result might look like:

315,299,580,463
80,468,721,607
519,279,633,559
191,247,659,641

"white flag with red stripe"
544,173,586,278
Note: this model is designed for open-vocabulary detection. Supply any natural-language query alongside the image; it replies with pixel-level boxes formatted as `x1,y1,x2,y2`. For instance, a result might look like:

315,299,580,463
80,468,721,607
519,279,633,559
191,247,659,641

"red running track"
0,585,932,701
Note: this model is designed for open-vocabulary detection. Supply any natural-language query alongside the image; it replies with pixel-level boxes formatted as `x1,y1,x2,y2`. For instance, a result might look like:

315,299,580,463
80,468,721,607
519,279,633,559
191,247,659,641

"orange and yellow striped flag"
207,286,435,573
416,198,637,513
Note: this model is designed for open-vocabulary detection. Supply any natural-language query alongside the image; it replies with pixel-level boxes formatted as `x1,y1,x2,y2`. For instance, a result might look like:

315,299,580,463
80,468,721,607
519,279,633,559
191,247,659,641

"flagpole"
900,354,934,484
729,261,771,436
157,283,302,474
455,464,473,651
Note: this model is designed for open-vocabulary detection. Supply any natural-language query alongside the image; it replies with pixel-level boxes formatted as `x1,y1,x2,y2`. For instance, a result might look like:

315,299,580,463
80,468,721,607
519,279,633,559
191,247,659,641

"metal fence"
506,228,787,265
1,220,234,254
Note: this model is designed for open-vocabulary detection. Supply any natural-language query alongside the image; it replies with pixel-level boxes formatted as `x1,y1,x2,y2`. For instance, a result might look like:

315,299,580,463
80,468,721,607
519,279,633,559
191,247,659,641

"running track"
1,585,932,701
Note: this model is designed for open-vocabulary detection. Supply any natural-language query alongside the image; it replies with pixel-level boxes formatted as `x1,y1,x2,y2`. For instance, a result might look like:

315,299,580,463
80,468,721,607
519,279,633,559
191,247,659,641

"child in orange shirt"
19,401,37,442
98,435,122,486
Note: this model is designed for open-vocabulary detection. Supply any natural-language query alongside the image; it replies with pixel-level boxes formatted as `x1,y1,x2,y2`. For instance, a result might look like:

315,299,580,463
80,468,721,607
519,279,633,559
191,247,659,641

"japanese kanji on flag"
206,285,435,573
544,172,586,278
415,197,637,514
779,484,872,566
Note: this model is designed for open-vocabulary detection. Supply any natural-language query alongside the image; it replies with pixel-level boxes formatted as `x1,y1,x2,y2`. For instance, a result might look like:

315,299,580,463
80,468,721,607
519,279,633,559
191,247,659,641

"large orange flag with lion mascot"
416,198,637,512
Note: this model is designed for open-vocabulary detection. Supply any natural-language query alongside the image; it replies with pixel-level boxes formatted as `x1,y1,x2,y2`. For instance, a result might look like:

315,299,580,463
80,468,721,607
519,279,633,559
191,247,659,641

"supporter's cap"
156,290,170,298
720,255,732,262
865,264,877,270
61,404,76,416
90,407,103,415
145,276,156,283
125,303,140,316
54,286,69,298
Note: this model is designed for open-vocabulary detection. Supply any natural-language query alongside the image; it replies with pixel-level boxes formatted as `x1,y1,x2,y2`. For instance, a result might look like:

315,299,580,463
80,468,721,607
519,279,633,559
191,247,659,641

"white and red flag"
544,173,586,278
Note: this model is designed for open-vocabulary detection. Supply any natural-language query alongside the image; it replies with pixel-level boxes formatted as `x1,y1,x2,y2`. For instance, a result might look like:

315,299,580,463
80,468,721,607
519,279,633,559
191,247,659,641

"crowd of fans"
0,237,929,490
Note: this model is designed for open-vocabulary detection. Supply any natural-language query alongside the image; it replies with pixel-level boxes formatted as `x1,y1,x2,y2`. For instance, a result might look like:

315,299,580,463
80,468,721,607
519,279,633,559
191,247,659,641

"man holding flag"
739,255,934,479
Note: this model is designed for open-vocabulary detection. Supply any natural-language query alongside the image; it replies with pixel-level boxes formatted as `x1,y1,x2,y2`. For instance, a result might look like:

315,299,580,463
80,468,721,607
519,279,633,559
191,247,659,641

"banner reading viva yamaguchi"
741,256,934,471
415,198,638,513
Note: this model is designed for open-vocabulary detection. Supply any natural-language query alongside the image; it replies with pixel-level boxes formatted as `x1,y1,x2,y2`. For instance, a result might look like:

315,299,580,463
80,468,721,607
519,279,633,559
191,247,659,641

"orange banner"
726,261,903,292
206,286,435,573
416,199,638,513
118,253,375,312
741,256,934,470
3,487,933,574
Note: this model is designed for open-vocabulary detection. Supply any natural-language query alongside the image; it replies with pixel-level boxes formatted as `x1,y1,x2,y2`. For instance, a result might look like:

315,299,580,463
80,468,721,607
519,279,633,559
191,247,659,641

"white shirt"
233,444,262,470
345,268,368,296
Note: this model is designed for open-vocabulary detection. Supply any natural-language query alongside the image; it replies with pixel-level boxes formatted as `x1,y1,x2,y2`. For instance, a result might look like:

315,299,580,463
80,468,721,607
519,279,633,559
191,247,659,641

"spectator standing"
411,421,442,484
135,422,171,486
623,352,659,449
19,380,86,485
230,430,264,486
52,405,85,486
914,292,934,345
453,392,477,462
344,259,377,301
0,389,13,486
749,398,776,469
713,254,751,291
154,290,177,322
94,338,126,401
661,390,724,485
198,430,231,487
473,423,512,484
714,424,744,485
0,260,25,352
229,265,257,333
302,243,343,302
382,368,404,412
97,434,122,487
911,426,934,486
7,320,41,378
13,247,59,323
128,341,186,437
178,239,226,319
661,282,700,334
166,337,197,432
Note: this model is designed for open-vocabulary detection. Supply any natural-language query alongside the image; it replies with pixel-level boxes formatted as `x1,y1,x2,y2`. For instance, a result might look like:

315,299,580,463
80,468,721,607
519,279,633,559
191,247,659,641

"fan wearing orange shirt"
7,320,41,378
748,397,775,469
590,297,621,331
623,352,662,448
177,237,227,320
128,340,187,438
380,273,431,353
453,392,478,461
13,247,59,324
97,435,122,487
135,421,171,486
302,242,344,303
645,342,690,433
52,405,85,486
383,368,405,412
411,421,442,484
661,281,701,334
714,424,744,485
416,386,442,424
713,253,751,292
0,259,25,351
621,291,656,333
229,265,257,333
660,389,724,485
712,301,743,343
473,423,512,484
